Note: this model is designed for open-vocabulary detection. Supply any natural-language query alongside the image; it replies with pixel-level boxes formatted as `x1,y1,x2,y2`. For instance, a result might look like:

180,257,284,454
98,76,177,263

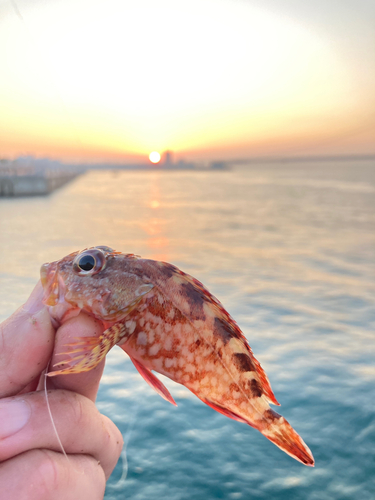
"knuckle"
71,393,86,425
57,390,94,426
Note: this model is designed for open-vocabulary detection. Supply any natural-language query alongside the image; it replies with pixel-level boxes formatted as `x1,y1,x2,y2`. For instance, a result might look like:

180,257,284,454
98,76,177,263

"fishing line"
44,360,70,463
11,0,147,489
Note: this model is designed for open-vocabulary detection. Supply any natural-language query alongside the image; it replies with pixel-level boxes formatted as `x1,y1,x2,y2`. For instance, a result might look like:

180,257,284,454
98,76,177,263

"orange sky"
0,0,374,162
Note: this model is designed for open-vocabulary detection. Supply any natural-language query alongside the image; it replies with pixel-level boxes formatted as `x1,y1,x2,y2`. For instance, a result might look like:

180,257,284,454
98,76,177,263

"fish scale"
41,246,314,466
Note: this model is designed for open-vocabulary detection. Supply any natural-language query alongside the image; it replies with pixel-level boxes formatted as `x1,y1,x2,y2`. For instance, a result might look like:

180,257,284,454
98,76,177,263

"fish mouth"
40,261,69,309
40,261,81,326
40,261,62,306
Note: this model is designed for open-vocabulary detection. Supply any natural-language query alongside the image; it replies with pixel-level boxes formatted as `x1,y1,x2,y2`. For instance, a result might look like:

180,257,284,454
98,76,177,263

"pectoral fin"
48,322,130,376
130,356,177,406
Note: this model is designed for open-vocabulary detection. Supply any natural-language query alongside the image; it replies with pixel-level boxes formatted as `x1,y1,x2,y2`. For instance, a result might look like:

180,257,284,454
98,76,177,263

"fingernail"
0,400,31,439
23,281,45,314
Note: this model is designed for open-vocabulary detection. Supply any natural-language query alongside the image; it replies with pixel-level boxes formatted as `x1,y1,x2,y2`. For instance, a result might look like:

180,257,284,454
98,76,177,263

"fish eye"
73,249,106,276
78,254,96,271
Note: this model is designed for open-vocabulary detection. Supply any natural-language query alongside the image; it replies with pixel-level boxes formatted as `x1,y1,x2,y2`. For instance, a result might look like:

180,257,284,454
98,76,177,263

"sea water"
0,160,374,499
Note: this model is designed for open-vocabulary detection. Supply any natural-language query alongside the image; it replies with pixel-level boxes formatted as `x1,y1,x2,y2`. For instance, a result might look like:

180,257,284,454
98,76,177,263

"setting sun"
149,152,161,164
0,0,374,161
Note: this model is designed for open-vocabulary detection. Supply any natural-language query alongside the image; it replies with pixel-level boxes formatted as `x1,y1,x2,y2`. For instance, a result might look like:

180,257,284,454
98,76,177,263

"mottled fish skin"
41,246,314,467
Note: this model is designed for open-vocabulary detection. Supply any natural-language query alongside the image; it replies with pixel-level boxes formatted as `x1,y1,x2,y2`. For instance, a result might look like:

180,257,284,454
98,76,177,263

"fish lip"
40,262,50,289
40,261,62,306
40,262,56,303
40,260,75,325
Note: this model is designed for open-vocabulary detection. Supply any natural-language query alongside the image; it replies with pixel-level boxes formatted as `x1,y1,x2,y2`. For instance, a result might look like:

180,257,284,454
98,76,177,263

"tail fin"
260,409,314,466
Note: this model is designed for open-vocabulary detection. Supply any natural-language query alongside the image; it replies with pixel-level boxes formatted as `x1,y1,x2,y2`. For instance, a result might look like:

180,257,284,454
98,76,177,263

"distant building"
161,150,174,165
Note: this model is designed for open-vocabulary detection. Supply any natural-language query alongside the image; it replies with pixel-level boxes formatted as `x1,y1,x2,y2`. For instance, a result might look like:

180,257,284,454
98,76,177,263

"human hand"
0,281,123,500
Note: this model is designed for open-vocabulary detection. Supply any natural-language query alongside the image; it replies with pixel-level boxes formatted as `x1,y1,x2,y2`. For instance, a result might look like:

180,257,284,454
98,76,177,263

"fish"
40,245,314,466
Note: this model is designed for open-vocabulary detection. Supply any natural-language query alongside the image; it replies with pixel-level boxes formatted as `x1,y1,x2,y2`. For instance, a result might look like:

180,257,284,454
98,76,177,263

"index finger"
0,282,55,398
46,313,106,402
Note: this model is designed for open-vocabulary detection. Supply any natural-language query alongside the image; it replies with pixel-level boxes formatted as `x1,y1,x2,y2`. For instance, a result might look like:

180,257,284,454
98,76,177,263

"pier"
0,158,82,197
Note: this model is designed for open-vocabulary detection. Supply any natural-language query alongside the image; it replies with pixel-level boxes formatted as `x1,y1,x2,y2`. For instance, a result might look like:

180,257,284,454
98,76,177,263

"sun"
149,151,161,164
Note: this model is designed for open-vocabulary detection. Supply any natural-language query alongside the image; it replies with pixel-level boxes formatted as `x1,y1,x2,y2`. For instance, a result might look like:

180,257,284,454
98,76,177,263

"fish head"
40,246,153,326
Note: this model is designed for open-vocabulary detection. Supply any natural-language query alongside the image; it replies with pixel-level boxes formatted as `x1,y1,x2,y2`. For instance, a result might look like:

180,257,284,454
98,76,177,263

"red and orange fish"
41,246,314,466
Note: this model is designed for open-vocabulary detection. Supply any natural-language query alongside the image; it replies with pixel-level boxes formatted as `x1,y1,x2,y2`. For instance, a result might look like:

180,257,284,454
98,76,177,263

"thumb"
0,281,55,398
